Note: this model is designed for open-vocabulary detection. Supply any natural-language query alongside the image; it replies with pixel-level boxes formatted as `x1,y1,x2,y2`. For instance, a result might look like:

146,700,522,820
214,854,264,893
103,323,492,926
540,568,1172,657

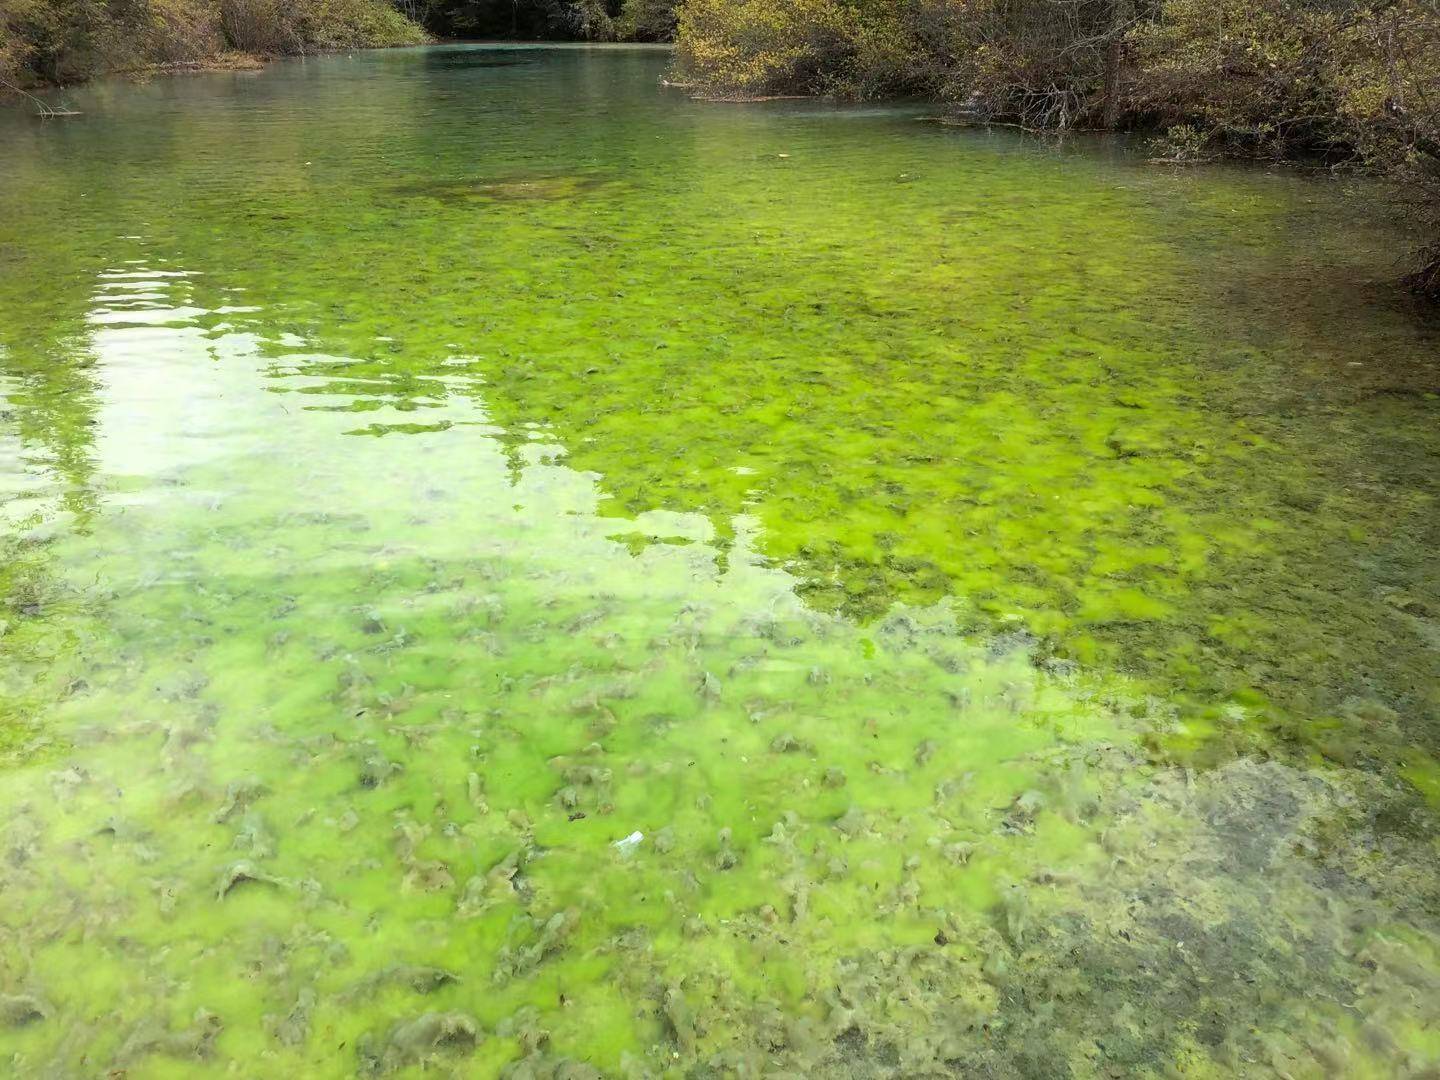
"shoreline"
1,39,681,101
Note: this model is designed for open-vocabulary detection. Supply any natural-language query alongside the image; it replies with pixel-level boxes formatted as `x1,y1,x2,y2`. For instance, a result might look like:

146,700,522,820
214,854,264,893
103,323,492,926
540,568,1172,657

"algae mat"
0,44,1438,1078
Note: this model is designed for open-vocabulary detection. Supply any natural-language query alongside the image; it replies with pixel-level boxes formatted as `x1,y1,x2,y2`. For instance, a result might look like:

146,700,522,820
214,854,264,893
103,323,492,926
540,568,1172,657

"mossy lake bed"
1,43,1439,1078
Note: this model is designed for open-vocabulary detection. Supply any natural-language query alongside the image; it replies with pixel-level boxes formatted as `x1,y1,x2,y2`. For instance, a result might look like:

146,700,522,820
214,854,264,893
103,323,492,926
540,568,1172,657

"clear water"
1,44,1438,1078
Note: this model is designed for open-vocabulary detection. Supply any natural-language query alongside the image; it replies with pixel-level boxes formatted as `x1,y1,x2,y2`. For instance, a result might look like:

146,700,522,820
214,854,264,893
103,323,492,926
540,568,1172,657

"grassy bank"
0,0,427,88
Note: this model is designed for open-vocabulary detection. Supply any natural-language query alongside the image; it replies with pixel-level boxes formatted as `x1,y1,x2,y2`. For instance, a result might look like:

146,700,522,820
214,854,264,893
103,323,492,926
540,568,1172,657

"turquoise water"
1,44,1438,1077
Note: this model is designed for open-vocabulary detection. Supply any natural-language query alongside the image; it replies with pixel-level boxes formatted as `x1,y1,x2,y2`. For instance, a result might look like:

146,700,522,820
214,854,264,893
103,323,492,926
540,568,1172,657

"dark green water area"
1,43,1438,1079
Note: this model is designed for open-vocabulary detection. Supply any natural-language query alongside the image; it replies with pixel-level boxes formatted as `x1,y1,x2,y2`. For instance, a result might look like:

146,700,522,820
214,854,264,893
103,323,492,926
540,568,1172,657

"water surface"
1,44,1438,1078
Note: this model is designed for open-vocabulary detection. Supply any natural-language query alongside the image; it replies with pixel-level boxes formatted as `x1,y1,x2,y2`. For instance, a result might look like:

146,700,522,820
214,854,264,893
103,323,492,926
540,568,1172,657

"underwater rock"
458,849,526,917
359,1010,482,1075
115,1008,222,1065
495,1008,605,1078
1307,1032,1352,1074
495,909,580,983
358,751,403,789
212,777,265,823
155,671,209,702
396,967,460,994
508,1057,603,1079
1382,591,1432,617
48,766,87,802
467,771,490,814
554,763,614,815
1031,866,1080,887
232,811,277,859
215,859,284,900
0,993,48,1027
341,966,459,1002
392,815,429,861
943,841,976,866
770,732,807,754
662,986,696,1054
699,671,722,701
934,775,970,804
834,806,869,837
714,828,739,870
4,814,42,867
268,987,315,1046
495,1006,549,1054
980,934,1011,986
392,813,454,891
1000,885,1030,947
1055,761,1097,823
914,740,938,766
1013,790,1045,818
149,877,181,916
95,816,146,843
822,766,847,788
764,812,802,848
161,720,214,759
336,664,374,702
784,875,810,922
1001,790,1046,833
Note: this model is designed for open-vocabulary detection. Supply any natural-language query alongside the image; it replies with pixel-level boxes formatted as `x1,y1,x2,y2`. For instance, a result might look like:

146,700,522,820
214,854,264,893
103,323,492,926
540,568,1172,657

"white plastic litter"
612,831,644,854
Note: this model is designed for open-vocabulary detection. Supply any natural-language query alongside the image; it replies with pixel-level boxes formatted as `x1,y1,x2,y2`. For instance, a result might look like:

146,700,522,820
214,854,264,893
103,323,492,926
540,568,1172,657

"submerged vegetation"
0,25,1437,1080
672,0,1440,296
12,0,1431,295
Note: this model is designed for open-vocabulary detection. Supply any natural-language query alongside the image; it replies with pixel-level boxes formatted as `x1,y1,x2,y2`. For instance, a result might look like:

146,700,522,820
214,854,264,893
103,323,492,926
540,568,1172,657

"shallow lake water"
1,43,1438,1078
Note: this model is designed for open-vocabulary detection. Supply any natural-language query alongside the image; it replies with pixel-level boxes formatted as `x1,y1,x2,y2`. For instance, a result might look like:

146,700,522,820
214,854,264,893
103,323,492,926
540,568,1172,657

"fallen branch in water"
0,76,81,117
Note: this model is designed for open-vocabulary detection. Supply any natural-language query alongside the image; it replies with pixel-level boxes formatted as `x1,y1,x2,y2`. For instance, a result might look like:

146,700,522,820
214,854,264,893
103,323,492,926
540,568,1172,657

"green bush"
0,0,424,87
674,0,925,97
413,0,678,41
617,0,678,41
220,0,425,54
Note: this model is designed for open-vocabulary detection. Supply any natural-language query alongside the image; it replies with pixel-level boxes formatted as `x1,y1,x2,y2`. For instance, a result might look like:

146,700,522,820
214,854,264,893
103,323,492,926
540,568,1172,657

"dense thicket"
0,0,676,87
0,0,426,84
408,0,675,41
674,0,1440,296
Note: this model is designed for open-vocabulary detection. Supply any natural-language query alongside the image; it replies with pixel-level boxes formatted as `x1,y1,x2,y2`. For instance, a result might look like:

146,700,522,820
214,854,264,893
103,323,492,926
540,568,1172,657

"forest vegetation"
0,0,676,87
0,0,425,84
2,0,1437,295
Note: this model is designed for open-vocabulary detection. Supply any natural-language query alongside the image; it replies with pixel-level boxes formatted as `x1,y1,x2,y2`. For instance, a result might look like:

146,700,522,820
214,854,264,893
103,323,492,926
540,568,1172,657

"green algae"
0,42,1438,1079
390,171,621,204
